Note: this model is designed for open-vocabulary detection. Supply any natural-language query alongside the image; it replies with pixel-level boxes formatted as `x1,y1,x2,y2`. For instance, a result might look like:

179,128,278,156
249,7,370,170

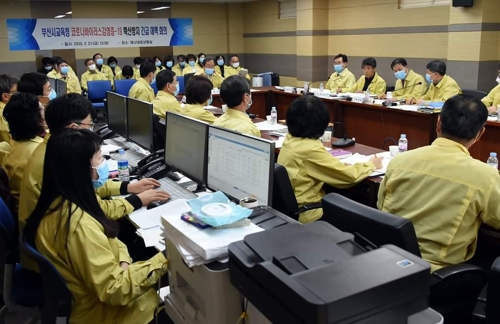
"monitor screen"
207,126,275,206
126,97,153,151
55,79,67,97
165,112,208,184
106,92,127,138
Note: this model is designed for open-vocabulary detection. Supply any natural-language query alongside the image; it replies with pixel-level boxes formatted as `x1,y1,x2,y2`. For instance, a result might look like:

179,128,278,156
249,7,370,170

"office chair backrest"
87,80,112,102
272,164,300,220
0,197,16,266
184,73,195,87
114,79,136,96
20,237,72,323
177,76,185,94
151,80,158,95
322,193,422,257
462,89,488,100
152,114,166,152
0,168,15,219
487,257,500,323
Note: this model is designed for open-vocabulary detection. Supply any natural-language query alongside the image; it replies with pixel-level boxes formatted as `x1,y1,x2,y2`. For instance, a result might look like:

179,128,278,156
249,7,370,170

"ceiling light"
65,11,72,15
54,15,66,19
137,11,145,14
151,6,170,11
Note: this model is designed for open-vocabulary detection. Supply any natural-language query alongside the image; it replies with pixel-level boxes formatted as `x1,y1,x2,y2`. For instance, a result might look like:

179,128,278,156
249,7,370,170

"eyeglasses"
75,122,95,131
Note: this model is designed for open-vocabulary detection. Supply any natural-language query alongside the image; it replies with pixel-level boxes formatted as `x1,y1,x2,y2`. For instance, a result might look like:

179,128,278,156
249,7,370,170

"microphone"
331,122,355,148
392,81,423,93
305,77,330,95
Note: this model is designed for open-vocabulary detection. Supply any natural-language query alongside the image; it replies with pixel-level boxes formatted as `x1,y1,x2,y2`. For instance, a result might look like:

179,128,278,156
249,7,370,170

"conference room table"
212,87,499,162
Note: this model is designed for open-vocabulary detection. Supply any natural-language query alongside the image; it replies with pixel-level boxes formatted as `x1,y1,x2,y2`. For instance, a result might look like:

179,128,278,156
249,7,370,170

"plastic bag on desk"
187,191,252,227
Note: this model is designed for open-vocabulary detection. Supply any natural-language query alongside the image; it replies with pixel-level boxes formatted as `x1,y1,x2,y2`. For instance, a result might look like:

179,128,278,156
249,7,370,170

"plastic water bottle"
117,149,130,182
398,134,408,153
364,90,371,104
487,152,498,169
270,107,277,125
304,81,309,93
319,83,324,96
386,92,393,107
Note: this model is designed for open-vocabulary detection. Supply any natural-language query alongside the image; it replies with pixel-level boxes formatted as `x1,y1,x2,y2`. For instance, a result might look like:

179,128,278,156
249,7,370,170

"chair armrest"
432,263,487,281
296,203,322,216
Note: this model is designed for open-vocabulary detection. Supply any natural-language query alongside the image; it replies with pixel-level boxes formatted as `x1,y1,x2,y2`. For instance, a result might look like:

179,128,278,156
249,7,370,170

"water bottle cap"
400,134,406,138
491,152,497,157
119,149,125,154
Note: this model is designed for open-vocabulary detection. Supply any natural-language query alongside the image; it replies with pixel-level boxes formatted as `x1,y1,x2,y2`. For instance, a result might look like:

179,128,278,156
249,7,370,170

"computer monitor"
165,112,209,186
126,97,154,151
106,91,127,138
207,126,275,206
55,79,67,97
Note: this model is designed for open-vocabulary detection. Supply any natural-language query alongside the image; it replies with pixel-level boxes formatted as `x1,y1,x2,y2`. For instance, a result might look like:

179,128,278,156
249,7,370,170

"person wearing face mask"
215,75,260,137
152,70,181,118
23,128,171,324
481,63,500,114
93,53,114,82
0,75,18,143
107,56,122,78
17,72,56,107
343,57,386,95
81,59,108,92
49,56,77,77
128,61,156,103
133,57,144,80
47,58,82,94
180,75,217,124
37,57,53,75
378,58,426,102
153,56,165,74
172,54,186,76
163,55,175,71
325,54,356,93
1,93,44,212
195,57,224,89
411,60,462,105
114,65,135,81
215,55,226,78
197,53,206,70
226,55,251,81
184,53,201,75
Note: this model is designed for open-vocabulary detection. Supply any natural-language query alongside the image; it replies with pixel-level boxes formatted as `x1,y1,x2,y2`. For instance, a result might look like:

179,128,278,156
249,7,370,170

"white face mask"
232,62,240,68
88,64,96,71
136,64,141,69
496,77,500,84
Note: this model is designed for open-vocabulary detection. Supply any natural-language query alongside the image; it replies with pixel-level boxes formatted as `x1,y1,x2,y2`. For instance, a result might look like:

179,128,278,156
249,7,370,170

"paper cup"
240,197,258,208
322,131,332,143
266,115,272,124
389,145,399,157
222,104,228,113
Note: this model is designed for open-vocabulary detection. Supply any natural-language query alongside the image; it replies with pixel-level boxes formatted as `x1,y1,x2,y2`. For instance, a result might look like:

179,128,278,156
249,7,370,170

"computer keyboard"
110,150,146,167
158,177,197,201
105,137,128,147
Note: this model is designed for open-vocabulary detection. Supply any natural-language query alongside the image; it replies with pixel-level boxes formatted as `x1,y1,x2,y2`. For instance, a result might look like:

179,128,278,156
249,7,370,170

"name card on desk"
351,96,365,104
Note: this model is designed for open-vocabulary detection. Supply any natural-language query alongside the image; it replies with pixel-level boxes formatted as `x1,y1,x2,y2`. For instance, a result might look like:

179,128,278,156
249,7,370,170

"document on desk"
396,105,419,112
254,121,288,131
128,199,191,230
340,153,391,177
102,144,122,154
107,159,118,172
273,136,286,149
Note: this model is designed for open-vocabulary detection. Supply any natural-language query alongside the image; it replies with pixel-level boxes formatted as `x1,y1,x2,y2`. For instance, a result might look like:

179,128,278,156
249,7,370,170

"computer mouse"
147,199,170,210
248,113,257,119
103,154,111,160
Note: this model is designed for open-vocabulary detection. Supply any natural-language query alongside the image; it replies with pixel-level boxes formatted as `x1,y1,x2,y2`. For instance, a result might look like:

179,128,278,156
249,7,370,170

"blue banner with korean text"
6,18,193,51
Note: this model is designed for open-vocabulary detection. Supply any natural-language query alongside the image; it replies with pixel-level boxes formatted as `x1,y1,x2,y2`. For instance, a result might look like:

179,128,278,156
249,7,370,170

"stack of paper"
254,121,288,131
340,152,391,177
102,144,122,155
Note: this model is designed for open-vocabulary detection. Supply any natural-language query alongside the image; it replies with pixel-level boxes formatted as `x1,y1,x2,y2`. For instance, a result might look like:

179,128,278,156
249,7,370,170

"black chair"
462,89,488,100
20,237,72,324
272,164,322,221
322,193,488,323
184,73,195,87
472,257,500,324
152,114,166,151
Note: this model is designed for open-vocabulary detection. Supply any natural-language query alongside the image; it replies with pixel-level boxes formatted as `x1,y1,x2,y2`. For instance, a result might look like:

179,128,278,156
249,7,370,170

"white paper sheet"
102,144,122,154
107,159,118,172
136,227,163,247
254,121,288,131
340,152,391,177
273,136,286,149
396,105,419,112
128,199,190,230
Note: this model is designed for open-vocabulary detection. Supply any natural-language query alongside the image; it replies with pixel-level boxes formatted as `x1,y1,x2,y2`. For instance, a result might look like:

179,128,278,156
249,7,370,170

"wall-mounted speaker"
453,0,473,7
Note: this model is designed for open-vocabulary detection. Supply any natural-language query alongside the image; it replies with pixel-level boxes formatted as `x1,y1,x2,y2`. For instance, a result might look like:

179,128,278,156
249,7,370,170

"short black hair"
93,53,103,60
185,75,213,105
3,92,44,141
230,54,239,60
0,75,19,97
334,54,348,63
426,60,446,76
54,58,68,66
286,96,329,139
177,54,186,61
361,57,377,69
133,57,143,65
84,58,93,66
107,56,118,65
391,58,408,69
41,57,52,65
17,72,49,96
220,75,250,108
203,57,215,67
164,55,174,64
440,95,487,141
139,61,156,78
156,70,176,91
215,55,225,63
50,56,62,65
198,53,206,59
186,54,196,62
122,65,134,78
45,94,95,133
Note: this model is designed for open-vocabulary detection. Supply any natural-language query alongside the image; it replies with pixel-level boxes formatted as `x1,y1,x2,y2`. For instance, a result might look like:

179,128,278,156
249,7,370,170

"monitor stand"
191,184,206,194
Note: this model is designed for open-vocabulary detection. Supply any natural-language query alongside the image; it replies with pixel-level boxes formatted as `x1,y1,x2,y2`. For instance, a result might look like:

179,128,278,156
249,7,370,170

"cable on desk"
379,108,398,149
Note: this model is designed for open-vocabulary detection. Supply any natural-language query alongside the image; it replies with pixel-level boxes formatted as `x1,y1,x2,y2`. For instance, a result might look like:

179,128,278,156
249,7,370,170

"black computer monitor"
165,112,209,186
55,79,67,97
207,126,275,206
106,92,127,138
126,97,154,151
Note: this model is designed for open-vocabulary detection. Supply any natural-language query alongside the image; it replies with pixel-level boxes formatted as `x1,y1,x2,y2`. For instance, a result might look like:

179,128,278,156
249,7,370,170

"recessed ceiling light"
137,11,145,14
65,11,72,14
151,6,170,11
54,15,66,19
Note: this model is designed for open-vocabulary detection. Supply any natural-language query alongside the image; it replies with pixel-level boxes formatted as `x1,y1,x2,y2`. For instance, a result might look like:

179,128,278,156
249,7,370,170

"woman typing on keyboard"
23,129,172,324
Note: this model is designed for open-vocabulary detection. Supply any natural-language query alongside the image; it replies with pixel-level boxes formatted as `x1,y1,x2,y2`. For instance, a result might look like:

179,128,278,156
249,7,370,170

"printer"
229,221,433,324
